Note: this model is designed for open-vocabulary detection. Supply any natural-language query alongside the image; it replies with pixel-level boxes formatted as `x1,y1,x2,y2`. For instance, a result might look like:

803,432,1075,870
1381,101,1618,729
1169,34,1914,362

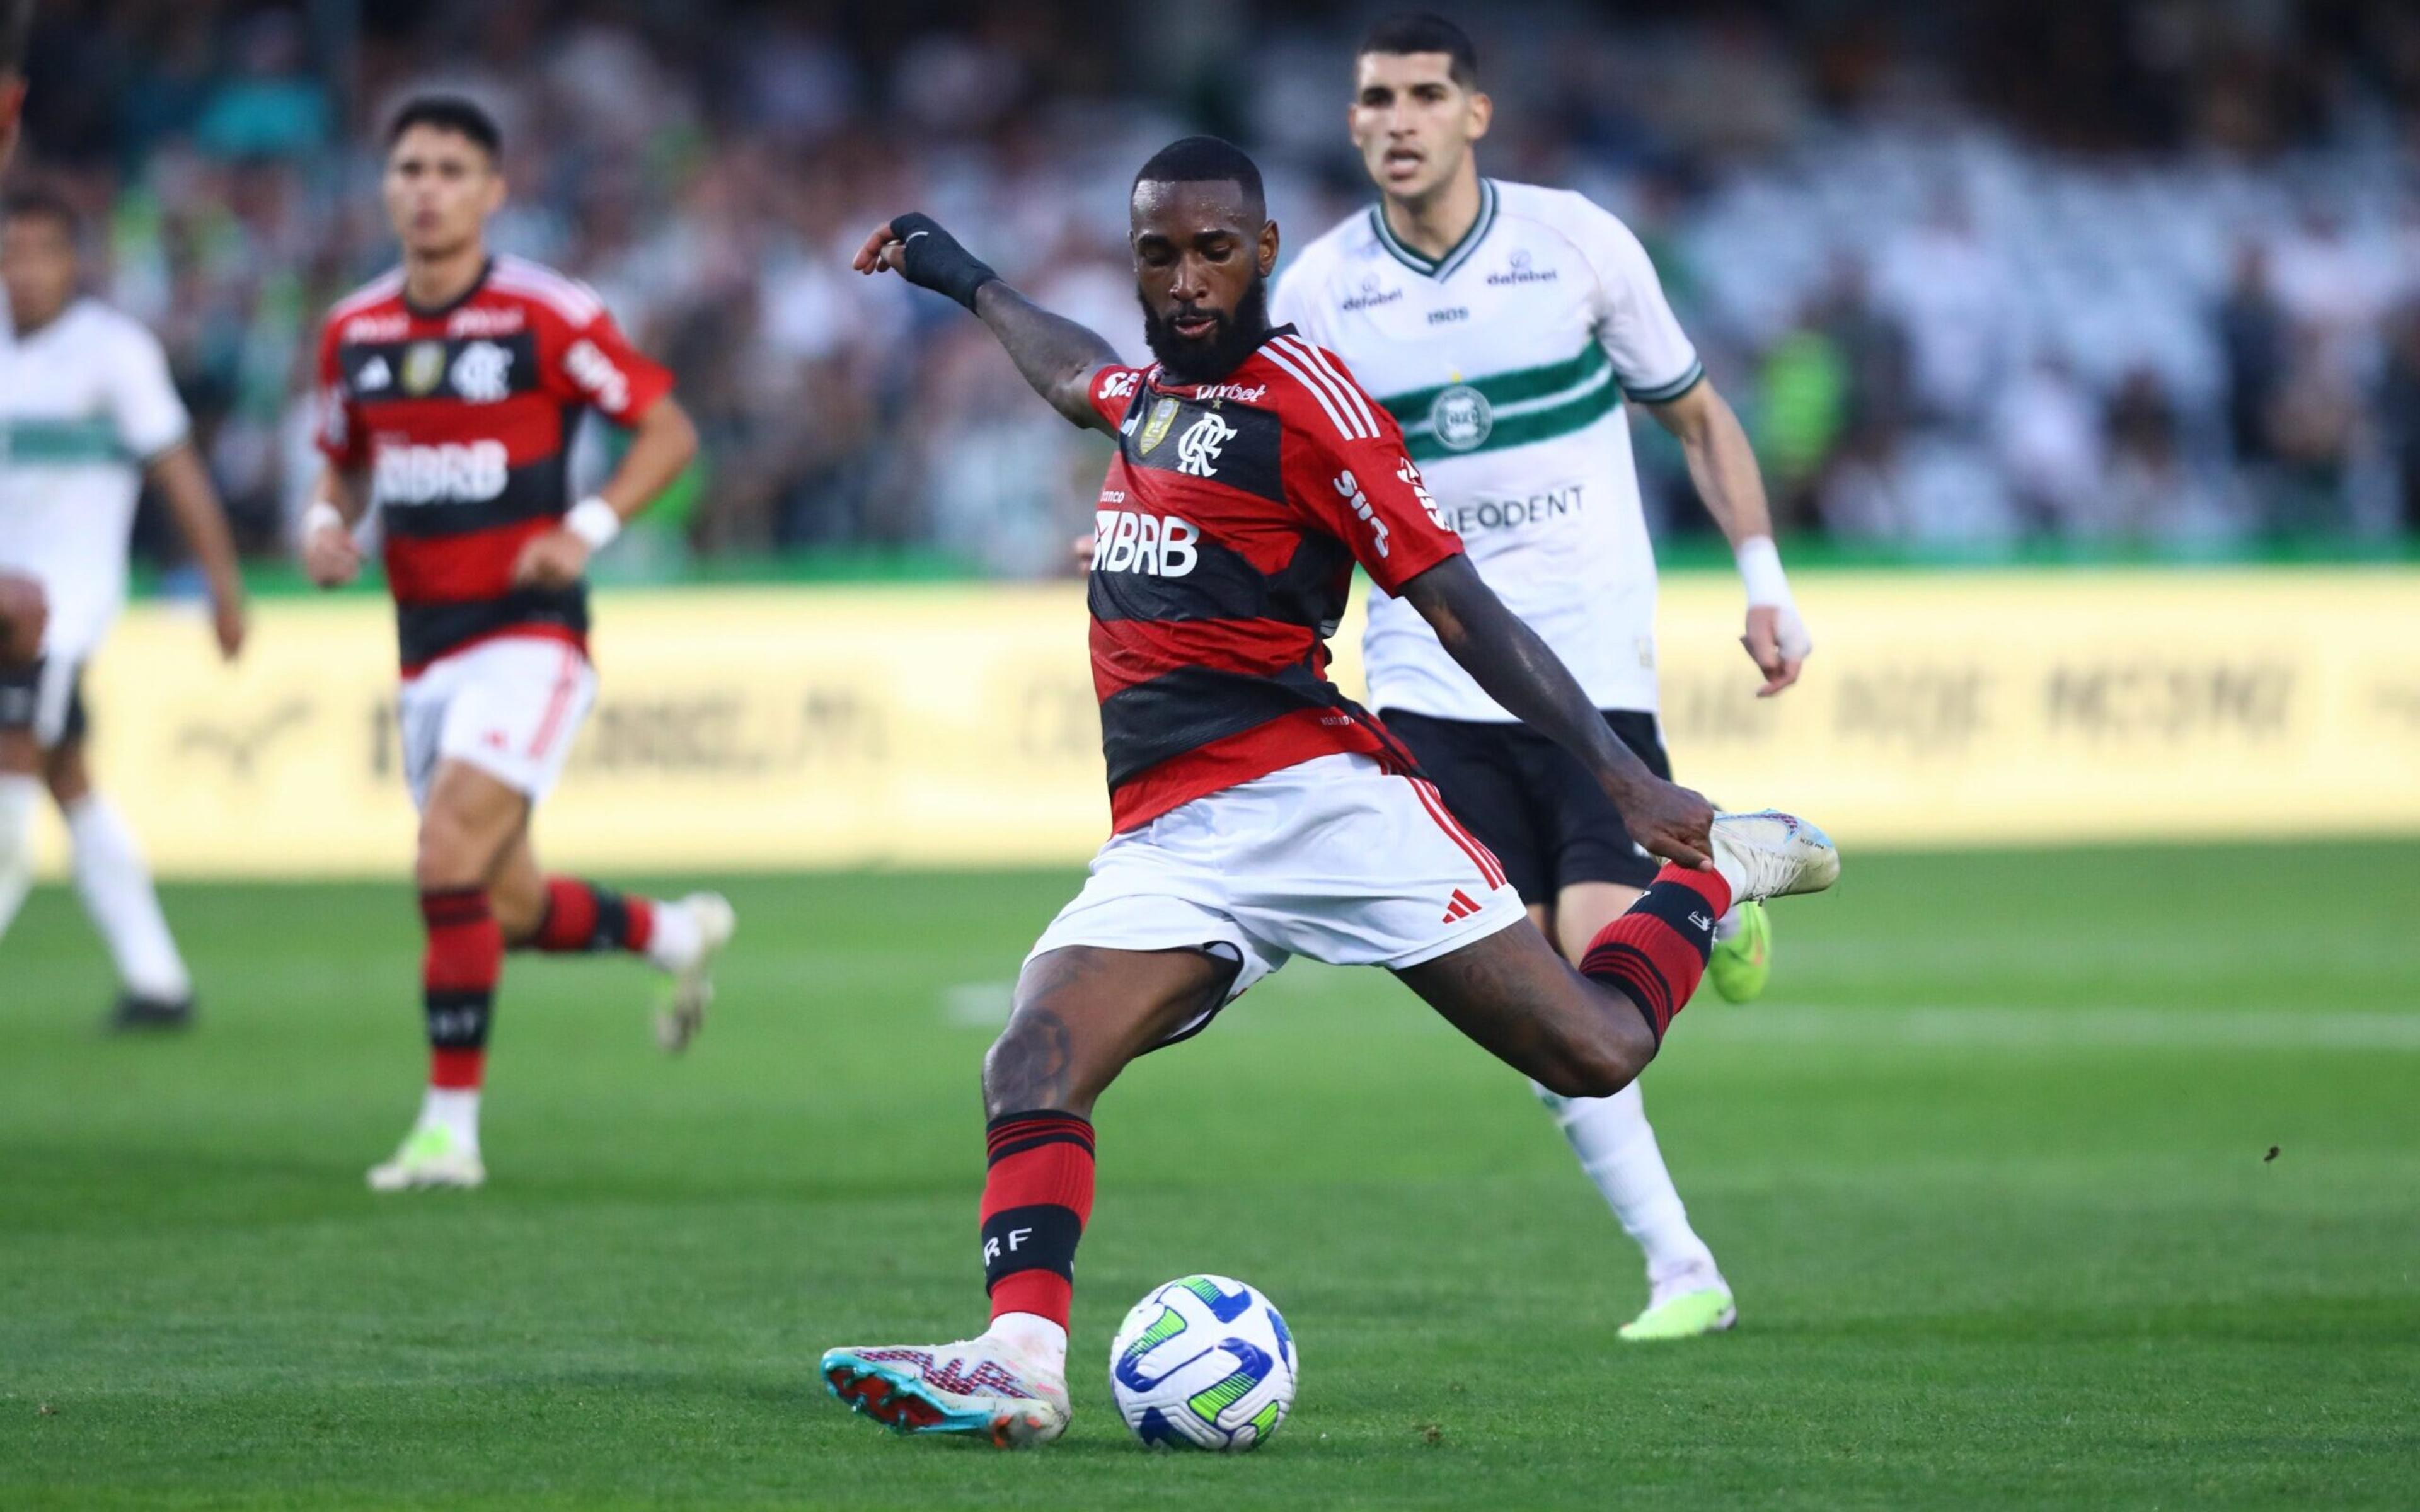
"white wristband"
302,501,346,538
1736,535,1792,608
565,496,622,552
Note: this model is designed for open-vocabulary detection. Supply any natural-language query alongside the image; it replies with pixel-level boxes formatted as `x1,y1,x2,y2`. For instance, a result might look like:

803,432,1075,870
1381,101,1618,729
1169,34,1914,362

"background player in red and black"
819,135,1837,1445
301,96,731,1191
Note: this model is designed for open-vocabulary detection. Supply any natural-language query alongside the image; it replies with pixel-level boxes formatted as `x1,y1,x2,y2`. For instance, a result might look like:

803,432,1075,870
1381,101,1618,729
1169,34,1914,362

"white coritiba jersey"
1274,178,1703,720
0,297,189,655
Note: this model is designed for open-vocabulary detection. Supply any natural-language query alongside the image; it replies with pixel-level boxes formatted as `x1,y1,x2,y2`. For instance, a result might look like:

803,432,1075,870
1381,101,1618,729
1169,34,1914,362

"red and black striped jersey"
314,254,673,674
1083,326,1464,831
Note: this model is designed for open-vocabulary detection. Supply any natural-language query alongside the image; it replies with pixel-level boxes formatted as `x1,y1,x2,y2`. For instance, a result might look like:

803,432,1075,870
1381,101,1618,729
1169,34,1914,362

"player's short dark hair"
1132,135,1266,224
0,1,32,78
386,94,502,161
2,184,79,239
1359,12,1480,89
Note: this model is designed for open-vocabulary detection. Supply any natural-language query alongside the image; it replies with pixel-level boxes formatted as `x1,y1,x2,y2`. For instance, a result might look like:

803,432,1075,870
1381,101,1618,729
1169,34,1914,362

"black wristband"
889,212,999,313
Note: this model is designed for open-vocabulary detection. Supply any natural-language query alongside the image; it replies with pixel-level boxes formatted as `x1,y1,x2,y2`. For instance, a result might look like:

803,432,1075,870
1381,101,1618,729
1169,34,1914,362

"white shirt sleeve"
1571,197,1703,404
1269,251,1326,348
105,316,192,462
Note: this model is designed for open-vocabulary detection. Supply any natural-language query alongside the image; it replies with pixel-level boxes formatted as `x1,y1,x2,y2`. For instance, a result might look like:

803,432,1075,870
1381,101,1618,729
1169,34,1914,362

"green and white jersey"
0,297,189,655
1274,179,1702,720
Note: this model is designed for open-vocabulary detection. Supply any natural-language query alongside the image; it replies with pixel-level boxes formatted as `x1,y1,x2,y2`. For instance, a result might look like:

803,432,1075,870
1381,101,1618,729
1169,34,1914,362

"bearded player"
1266,14,1817,1342
303,96,732,1192
819,136,1838,1448
0,186,249,1028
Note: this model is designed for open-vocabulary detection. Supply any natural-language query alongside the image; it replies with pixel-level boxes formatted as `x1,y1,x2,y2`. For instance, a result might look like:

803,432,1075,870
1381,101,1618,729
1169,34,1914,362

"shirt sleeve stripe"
1274,335,1374,438
1260,342,1365,442
1265,338,1373,441
1622,358,1704,405
1288,336,1382,437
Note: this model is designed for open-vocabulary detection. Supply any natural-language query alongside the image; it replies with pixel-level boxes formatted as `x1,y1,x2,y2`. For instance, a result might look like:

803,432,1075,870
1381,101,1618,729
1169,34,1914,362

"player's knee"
487,879,546,943
413,810,486,891
1536,1020,1651,1101
982,1009,1085,1119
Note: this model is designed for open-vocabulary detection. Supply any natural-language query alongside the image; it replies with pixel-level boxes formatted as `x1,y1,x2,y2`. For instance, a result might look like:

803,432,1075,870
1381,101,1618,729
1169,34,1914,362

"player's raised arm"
852,215,1121,433
1395,556,1717,869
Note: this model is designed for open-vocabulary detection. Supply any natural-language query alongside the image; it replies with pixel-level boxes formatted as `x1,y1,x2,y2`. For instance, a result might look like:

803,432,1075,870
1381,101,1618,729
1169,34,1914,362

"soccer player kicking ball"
0,188,250,1028
302,97,732,1192
1269,14,1814,1342
822,136,1837,1448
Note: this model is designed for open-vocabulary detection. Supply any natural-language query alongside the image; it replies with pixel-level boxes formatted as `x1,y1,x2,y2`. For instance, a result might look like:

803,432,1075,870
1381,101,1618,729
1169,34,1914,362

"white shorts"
397,636,596,811
1027,752,1528,1040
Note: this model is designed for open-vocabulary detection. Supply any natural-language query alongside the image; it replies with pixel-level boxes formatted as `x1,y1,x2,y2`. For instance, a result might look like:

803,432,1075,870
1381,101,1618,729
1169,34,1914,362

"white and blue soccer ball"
1108,1274,1297,1451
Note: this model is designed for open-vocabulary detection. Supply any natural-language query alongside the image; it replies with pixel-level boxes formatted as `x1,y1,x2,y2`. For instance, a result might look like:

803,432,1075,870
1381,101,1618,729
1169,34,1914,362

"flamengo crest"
1174,411,1236,477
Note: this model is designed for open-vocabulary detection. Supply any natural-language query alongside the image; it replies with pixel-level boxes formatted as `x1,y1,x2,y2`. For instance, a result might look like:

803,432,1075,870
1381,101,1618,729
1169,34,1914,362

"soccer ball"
1108,1274,1297,1451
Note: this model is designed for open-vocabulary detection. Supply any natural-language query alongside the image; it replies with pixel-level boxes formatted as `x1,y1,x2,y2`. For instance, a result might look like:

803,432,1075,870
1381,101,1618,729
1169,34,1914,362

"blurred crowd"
14,0,2420,576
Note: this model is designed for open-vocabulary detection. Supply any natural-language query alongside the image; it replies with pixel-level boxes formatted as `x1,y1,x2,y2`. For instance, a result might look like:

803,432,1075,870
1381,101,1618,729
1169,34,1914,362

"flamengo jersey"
0,297,190,658
1274,179,1704,721
1083,327,1463,832
315,254,672,673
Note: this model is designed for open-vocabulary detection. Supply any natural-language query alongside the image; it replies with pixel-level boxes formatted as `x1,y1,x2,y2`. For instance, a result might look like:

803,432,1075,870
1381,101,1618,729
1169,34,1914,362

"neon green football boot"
1707,900,1771,1004
366,1122,485,1192
1618,1285,1738,1342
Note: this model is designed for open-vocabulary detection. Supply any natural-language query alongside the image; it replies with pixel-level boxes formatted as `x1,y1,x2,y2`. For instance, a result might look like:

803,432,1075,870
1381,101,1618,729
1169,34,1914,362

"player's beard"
1139,272,1270,384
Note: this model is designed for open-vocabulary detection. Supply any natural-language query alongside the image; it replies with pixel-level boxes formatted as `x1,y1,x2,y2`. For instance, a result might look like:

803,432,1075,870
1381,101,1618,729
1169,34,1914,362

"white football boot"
821,1335,1071,1447
366,1123,485,1192
655,891,736,1053
1707,811,1840,904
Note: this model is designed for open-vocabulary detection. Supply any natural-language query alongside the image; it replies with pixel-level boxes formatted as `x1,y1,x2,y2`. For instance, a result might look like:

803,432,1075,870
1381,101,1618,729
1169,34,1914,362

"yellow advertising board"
31,568,2420,878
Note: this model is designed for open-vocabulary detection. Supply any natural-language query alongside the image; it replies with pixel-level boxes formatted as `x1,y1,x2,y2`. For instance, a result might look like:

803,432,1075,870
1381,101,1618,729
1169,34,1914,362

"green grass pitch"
4,842,2416,1508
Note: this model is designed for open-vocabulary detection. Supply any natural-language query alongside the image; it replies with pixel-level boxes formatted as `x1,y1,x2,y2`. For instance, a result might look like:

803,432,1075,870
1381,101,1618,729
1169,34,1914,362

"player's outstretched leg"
505,873,735,1053
1401,808,1838,1118
822,944,1235,1448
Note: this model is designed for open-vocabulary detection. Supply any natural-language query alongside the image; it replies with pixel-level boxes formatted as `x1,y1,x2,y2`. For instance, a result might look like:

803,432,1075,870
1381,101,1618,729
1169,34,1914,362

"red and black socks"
421,887,502,1091
981,1111,1096,1338
1579,864,1734,1044
526,877,656,956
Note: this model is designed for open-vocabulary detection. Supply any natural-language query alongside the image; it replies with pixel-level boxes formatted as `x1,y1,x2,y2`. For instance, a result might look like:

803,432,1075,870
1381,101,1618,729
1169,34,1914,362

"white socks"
66,794,191,1001
0,772,35,937
418,1087,481,1152
1535,1079,1724,1301
986,1311,1069,1376
643,897,703,972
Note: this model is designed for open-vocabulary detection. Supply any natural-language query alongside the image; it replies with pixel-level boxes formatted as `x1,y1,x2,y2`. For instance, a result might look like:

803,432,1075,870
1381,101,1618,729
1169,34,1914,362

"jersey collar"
402,255,495,322
1369,178,1497,282
1145,323,1298,391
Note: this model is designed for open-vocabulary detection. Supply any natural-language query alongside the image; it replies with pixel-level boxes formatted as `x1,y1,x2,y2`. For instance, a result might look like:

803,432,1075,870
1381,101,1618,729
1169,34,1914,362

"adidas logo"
1440,888,1484,924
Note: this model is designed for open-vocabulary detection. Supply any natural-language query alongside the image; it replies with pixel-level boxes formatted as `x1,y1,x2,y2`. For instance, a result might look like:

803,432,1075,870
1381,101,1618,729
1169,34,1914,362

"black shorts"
0,656,86,745
1383,707,1671,905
